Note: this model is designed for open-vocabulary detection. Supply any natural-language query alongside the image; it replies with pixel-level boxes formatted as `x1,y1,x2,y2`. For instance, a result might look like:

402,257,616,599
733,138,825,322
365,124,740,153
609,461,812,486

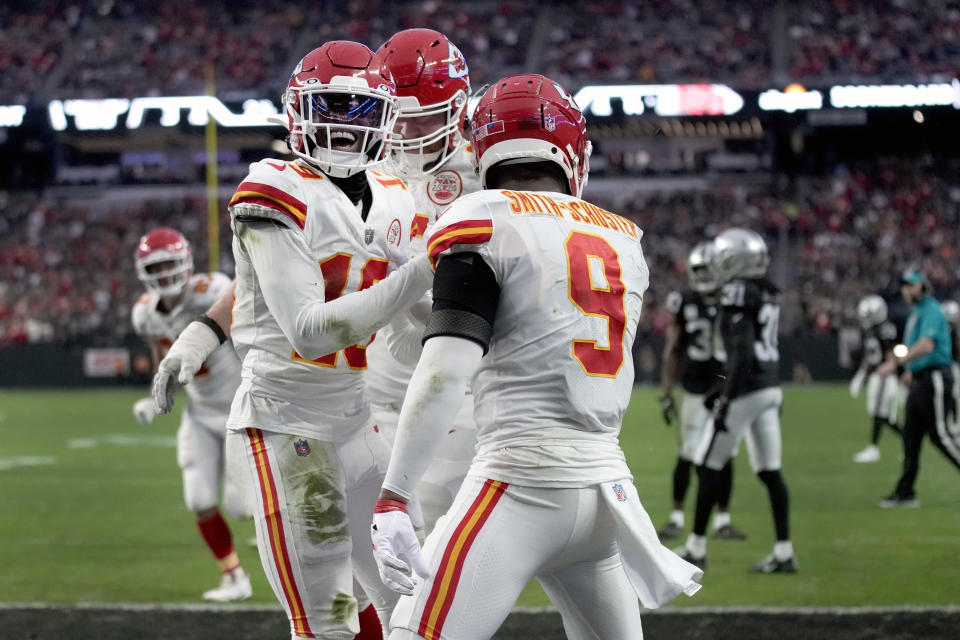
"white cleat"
853,444,880,463
202,568,252,602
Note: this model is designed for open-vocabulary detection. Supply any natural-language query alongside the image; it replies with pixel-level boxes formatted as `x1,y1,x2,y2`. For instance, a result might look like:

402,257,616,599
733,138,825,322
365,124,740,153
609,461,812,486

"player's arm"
718,301,754,402
373,252,499,594
659,316,683,425
235,217,432,360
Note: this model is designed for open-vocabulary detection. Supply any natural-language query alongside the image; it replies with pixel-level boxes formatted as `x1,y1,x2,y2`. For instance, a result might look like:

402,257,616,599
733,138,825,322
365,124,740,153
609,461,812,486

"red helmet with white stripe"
377,29,470,178
135,228,193,299
471,74,591,197
283,41,398,178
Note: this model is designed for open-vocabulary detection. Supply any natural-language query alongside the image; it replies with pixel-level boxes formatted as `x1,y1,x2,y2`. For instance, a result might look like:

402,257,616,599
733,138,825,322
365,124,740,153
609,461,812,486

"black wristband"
197,314,227,345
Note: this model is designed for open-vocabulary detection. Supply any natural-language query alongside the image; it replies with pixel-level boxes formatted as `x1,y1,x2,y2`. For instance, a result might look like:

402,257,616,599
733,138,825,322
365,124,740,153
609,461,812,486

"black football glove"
659,394,678,426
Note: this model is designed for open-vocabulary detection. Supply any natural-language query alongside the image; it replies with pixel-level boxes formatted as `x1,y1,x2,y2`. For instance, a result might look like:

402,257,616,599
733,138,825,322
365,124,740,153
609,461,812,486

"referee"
876,270,960,507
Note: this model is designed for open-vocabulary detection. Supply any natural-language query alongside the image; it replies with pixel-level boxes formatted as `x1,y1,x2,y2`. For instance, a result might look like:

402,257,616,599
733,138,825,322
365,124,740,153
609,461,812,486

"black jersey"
665,289,725,394
861,321,898,373
718,277,780,397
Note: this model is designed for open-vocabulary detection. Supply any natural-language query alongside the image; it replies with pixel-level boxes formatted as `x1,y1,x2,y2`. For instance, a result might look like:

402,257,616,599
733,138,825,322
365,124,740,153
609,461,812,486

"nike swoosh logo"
265,161,286,171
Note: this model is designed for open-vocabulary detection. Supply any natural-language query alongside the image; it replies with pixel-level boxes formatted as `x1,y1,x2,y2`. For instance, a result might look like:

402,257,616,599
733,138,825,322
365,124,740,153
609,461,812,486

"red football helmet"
135,228,193,299
471,74,592,197
377,29,470,178
283,41,398,178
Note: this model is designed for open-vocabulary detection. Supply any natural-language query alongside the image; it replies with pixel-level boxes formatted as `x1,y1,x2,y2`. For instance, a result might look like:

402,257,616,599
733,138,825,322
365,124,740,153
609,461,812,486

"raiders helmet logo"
427,169,463,206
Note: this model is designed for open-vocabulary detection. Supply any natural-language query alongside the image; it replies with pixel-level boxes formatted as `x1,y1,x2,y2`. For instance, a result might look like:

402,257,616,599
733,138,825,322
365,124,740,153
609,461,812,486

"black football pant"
893,367,960,498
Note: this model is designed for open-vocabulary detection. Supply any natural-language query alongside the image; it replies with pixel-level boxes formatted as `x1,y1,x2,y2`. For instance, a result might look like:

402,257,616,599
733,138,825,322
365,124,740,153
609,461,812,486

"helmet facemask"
388,91,467,179
286,80,398,178
137,252,192,300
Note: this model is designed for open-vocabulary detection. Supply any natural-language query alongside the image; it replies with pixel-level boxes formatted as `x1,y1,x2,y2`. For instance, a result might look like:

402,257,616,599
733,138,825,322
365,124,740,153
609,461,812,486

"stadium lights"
48,96,282,131
573,84,744,117
0,105,26,127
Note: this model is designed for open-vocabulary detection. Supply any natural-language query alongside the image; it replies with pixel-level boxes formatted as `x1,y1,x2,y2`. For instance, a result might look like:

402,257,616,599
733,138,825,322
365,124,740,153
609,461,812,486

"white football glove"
386,244,412,275
849,369,866,398
371,500,429,595
133,397,159,425
153,320,221,414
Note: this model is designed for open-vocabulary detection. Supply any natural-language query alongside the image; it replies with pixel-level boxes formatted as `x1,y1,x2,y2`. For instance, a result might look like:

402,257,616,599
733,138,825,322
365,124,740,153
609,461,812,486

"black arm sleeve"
424,252,500,354
721,308,754,399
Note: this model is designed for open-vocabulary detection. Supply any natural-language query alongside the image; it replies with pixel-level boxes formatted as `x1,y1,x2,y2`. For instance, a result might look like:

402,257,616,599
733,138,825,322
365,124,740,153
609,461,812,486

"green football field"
1,385,958,608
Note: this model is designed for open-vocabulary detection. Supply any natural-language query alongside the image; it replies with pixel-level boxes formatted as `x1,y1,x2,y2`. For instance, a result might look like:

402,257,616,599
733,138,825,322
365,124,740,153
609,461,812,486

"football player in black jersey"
678,228,797,574
942,300,960,410
849,295,903,463
658,242,746,541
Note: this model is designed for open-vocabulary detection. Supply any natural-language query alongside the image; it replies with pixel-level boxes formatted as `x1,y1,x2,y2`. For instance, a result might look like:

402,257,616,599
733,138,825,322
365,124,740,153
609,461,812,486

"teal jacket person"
898,271,953,373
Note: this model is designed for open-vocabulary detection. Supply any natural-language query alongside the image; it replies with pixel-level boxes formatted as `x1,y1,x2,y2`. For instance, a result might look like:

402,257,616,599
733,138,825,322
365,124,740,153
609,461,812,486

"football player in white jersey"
150,41,444,640
369,74,702,640
368,28,483,531
131,228,252,602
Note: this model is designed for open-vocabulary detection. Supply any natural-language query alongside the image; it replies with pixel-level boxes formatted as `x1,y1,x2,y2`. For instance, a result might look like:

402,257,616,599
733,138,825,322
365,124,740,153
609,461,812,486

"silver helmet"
941,300,960,325
711,228,769,284
687,241,720,293
856,295,887,329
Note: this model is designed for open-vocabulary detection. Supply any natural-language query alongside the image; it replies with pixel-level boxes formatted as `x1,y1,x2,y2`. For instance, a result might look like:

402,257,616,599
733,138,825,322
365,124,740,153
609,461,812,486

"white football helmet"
941,300,959,325
711,228,769,284
856,295,888,329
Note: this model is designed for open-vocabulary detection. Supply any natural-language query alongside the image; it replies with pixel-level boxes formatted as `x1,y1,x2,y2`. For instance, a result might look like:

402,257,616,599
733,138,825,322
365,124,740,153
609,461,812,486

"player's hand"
152,320,221,414
133,397,159,425
876,358,897,378
386,244,411,275
371,499,429,595
712,397,729,433
659,394,678,426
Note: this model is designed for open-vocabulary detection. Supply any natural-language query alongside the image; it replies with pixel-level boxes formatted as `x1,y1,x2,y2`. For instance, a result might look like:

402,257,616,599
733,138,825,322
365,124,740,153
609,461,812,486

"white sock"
712,511,731,530
774,540,794,561
686,533,707,558
670,509,685,526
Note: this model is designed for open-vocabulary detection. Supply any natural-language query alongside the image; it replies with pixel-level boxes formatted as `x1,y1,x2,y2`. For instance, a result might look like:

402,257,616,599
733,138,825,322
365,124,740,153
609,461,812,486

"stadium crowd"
4,0,960,103
3,159,958,349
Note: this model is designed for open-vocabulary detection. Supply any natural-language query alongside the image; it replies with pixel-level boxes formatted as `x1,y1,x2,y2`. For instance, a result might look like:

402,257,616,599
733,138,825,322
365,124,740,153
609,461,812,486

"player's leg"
537,487,643,640
416,395,476,533
683,398,751,566
886,379,930,505
926,369,960,473
659,393,704,539
389,477,559,640
338,424,401,639
743,388,796,573
855,373,884,462
178,413,250,600
237,428,358,640
879,375,903,436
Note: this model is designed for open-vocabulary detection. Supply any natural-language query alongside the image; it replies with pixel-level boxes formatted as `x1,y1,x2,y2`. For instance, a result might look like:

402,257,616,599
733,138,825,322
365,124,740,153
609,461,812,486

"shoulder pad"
229,159,309,230
426,192,496,267
131,294,152,334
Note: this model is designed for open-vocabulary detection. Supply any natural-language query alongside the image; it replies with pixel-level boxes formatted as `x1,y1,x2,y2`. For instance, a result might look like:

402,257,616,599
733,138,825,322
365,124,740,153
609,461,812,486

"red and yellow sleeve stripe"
417,479,507,640
426,219,493,267
230,181,307,229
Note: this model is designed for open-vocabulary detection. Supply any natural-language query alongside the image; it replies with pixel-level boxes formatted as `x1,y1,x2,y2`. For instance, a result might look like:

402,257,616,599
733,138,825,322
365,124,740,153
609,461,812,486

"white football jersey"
227,158,416,440
131,272,240,418
367,144,482,403
426,189,650,486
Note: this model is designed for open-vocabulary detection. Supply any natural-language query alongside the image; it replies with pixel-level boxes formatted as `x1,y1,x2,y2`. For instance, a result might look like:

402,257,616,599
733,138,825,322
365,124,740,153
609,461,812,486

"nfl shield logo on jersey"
612,483,627,502
294,439,311,457
364,228,375,245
